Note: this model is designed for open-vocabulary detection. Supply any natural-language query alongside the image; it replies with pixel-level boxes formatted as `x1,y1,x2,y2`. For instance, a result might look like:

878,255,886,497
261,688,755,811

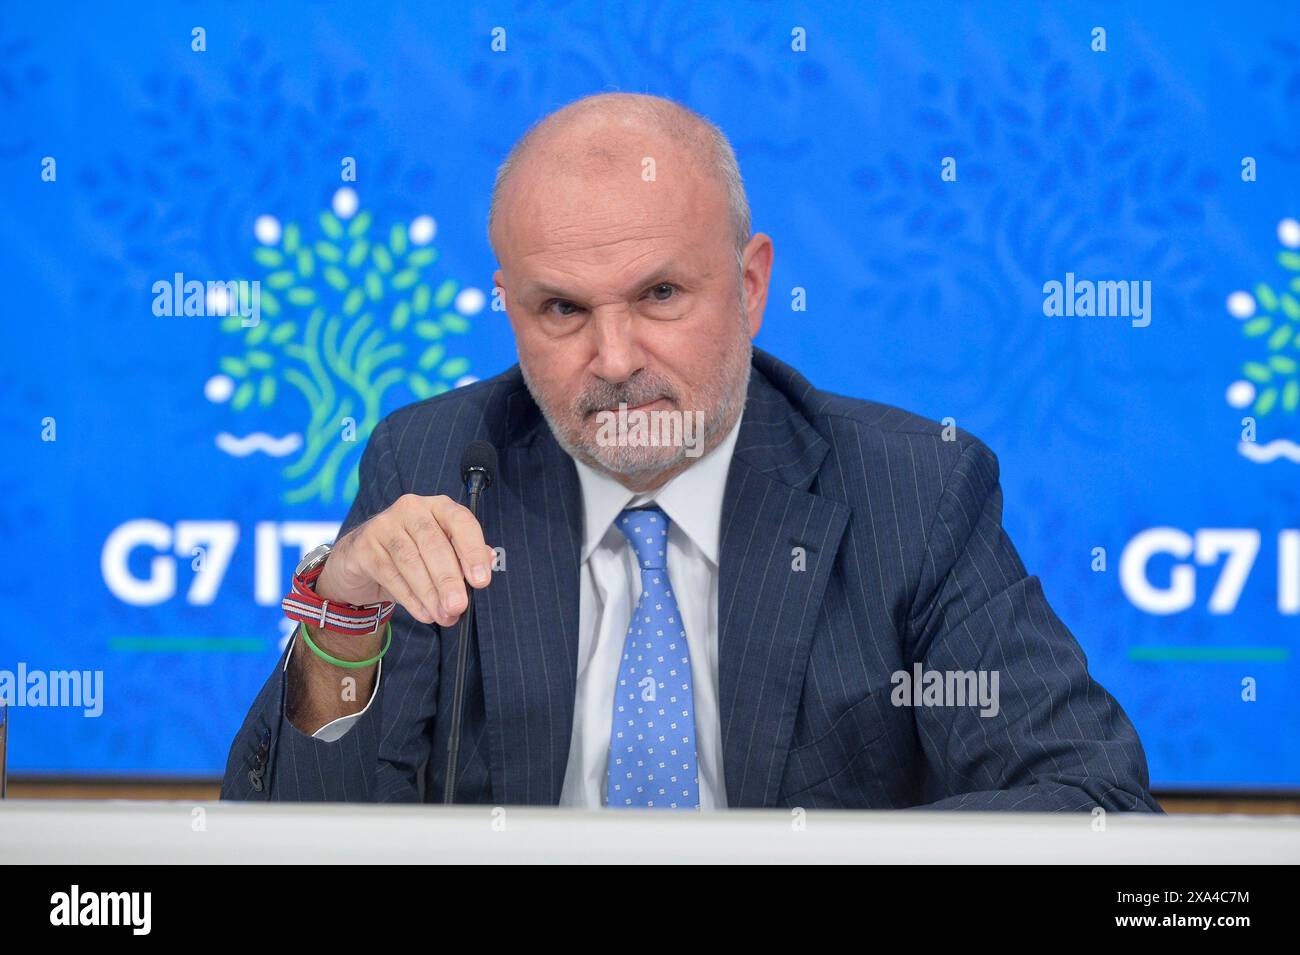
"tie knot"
615,506,670,570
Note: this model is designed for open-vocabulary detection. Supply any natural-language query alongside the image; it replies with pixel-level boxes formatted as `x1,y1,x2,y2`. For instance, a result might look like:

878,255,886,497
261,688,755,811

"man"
222,93,1159,811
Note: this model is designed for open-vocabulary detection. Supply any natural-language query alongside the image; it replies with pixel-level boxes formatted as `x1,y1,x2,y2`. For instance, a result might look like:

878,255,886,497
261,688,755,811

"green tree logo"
1226,217,1300,464
208,188,484,503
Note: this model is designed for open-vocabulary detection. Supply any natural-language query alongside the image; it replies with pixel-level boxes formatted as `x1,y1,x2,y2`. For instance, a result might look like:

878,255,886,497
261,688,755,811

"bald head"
487,93,751,260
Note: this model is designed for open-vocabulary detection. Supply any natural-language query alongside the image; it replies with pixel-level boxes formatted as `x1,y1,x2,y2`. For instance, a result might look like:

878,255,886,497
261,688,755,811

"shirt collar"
572,409,744,566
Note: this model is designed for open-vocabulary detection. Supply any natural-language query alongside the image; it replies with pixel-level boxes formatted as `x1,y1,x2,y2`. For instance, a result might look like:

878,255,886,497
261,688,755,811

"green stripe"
1128,646,1289,662
110,637,268,653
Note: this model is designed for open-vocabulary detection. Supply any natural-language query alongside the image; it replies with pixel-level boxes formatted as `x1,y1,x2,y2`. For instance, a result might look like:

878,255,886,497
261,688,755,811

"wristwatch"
280,543,396,635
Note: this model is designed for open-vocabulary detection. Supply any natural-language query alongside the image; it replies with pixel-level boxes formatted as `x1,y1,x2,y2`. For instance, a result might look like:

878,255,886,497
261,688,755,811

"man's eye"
648,283,677,302
544,299,581,317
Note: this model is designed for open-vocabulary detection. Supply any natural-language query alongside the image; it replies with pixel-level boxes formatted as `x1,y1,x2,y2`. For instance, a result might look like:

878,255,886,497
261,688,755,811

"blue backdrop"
2,0,1297,789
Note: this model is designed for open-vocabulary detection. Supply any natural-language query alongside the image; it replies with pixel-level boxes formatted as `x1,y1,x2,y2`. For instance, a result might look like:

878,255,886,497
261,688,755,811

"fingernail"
443,591,465,614
470,564,488,585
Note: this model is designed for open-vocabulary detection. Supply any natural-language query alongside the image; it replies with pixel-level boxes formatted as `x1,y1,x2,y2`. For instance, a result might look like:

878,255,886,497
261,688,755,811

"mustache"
577,374,679,415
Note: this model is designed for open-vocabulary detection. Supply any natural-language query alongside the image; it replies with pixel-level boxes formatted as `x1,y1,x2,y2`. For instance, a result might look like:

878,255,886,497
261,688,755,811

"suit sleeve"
219,416,440,803
904,440,1162,812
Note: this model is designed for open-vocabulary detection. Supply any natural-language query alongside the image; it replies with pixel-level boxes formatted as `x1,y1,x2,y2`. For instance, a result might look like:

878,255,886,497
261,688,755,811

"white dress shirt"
290,411,744,810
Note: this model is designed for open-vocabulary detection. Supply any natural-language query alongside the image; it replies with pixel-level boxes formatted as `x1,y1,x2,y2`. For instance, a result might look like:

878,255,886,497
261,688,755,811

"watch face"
296,543,332,576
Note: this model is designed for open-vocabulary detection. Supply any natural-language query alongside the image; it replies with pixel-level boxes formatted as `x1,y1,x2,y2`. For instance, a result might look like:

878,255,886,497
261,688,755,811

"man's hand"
316,493,495,628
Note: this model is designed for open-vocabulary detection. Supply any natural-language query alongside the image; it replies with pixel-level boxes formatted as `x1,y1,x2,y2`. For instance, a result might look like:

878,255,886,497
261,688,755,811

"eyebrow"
521,262,693,302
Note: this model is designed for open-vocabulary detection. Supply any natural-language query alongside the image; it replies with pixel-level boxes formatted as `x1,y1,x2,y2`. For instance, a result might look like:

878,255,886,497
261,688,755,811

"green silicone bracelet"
300,620,392,668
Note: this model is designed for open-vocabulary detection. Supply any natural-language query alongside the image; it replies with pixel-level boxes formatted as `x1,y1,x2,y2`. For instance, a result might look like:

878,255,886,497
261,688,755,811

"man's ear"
493,269,506,310
741,233,773,338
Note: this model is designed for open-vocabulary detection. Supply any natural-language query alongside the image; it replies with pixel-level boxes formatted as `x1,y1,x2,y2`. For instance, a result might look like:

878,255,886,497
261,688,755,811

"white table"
3,800,1298,863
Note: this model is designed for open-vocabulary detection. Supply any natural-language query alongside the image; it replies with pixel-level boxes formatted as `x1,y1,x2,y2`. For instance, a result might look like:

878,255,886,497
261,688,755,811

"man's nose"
587,307,644,383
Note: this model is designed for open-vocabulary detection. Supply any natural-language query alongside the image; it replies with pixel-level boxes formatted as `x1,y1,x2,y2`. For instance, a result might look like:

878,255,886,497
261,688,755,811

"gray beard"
520,341,752,482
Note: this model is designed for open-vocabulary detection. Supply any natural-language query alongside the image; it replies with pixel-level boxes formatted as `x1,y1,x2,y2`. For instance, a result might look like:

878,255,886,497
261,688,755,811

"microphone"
460,440,496,500
443,440,497,805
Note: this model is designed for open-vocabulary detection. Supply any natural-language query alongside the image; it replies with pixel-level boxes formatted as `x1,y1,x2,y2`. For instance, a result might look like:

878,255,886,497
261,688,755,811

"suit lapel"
717,369,849,807
473,389,582,806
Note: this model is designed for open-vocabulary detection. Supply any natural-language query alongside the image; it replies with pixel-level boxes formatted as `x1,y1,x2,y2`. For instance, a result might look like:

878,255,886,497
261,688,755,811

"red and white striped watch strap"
281,562,396,635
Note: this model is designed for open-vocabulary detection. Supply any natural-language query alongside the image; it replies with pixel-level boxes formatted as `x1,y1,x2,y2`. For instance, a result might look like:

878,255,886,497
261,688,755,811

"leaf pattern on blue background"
0,35,49,158
4,3,1299,782
849,38,1220,452
75,35,434,322
463,1,821,164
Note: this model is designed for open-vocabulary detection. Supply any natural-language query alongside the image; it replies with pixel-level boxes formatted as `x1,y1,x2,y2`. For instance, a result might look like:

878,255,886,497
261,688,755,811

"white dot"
1278,217,1300,249
332,187,359,220
1226,291,1256,319
205,374,235,403
254,214,281,245
455,287,485,315
206,285,231,316
453,374,479,389
409,215,436,245
1226,380,1255,408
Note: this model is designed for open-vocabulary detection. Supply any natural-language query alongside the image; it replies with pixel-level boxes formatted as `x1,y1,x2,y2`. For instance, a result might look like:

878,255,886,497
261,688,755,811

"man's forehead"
498,167,727,275
516,251,704,298
493,128,722,231
510,163,692,231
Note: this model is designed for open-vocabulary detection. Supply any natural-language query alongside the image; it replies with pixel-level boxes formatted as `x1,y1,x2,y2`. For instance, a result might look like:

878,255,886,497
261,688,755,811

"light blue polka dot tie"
605,506,700,809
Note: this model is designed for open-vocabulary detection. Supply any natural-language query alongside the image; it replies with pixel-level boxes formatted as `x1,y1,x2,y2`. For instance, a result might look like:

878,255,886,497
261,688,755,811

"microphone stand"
443,467,488,805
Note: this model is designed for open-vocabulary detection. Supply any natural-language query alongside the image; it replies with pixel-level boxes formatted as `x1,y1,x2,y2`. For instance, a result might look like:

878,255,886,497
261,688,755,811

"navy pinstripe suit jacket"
221,348,1160,811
